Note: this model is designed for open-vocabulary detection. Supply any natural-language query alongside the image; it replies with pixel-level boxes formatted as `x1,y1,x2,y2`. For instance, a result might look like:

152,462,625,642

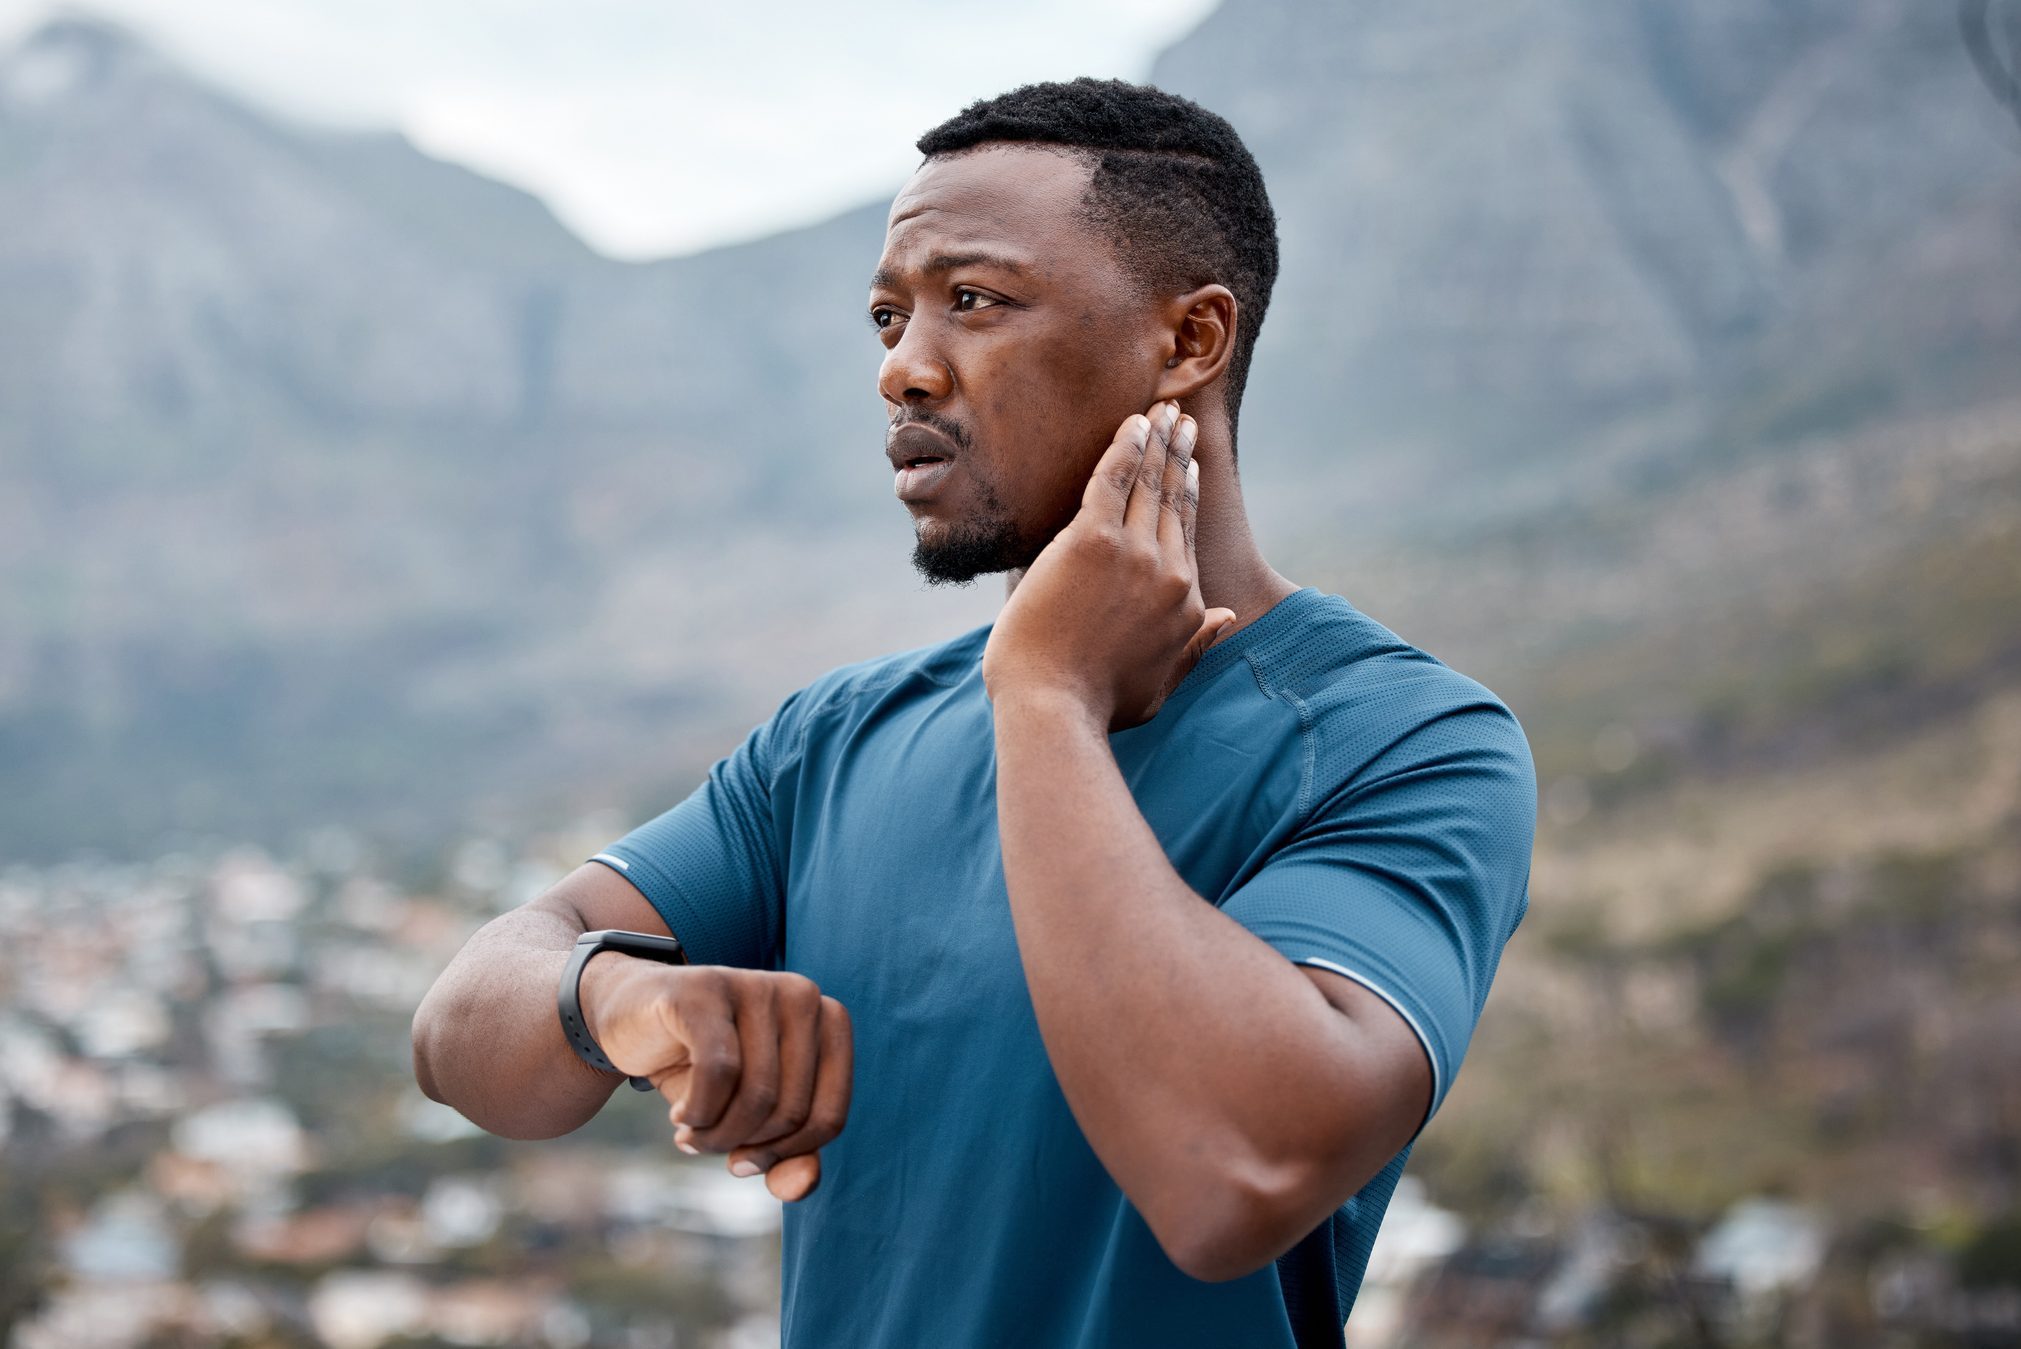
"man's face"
870,146,1168,586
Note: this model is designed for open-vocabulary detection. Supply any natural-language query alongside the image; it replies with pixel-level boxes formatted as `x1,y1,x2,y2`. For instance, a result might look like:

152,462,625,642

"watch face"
585,930,686,964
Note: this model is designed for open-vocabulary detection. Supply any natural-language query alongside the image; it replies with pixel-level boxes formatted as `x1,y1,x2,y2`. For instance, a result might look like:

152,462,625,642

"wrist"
559,930,686,1092
989,682,1111,735
577,950,659,1046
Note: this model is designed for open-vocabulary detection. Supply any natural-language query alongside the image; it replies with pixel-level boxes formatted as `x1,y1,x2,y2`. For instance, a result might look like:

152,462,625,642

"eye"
954,287,1000,313
868,305,904,332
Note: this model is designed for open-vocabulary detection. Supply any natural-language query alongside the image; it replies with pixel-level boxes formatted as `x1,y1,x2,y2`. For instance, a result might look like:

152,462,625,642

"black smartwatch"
559,928,687,1091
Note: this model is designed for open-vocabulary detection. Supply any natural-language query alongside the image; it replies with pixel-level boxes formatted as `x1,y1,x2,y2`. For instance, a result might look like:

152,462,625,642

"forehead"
877,145,1106,280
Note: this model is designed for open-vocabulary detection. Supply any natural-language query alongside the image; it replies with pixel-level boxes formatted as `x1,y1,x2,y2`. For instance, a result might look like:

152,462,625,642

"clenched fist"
581,957,853,1202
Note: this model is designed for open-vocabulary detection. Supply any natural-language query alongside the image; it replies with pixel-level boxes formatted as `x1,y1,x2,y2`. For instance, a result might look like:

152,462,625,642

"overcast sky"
0,0,1219,258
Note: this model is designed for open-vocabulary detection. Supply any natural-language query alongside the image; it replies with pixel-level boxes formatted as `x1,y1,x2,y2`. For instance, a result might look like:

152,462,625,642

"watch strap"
558,928,687,1092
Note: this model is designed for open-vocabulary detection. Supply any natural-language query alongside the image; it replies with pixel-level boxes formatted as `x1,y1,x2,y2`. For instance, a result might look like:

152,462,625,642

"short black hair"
916,77,1279,448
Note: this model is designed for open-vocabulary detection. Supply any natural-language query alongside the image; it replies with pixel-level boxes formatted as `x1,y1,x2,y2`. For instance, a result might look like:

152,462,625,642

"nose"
877,321,954,408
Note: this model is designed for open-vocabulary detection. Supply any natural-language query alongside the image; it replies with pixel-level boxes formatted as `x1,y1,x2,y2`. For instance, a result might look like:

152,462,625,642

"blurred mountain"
1156,0,2021,517
1,4,2017,859
0,14,916,856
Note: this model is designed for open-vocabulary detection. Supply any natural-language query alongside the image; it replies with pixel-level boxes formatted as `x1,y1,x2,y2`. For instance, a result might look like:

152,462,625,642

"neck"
1003,412,1299,639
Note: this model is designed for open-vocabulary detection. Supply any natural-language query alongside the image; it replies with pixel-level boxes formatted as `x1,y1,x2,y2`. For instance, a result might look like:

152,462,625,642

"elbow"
1150,1153,1309,1285
1162,1135,1402,1282
410,1013,443,1104
409,983,591,1142
1167,1234,1274,1286
410,983,452,1104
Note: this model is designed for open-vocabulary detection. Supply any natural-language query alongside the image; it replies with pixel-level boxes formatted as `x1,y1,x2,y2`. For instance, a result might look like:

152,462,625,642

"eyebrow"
868,251,1031,291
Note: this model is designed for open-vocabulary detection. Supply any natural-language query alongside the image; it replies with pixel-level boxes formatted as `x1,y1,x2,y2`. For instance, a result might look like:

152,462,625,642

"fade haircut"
916,77,1280,449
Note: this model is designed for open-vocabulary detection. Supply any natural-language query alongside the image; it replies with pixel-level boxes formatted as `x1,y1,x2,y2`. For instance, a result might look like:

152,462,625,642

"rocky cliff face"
2,6,2016,859
1152,0,2021,488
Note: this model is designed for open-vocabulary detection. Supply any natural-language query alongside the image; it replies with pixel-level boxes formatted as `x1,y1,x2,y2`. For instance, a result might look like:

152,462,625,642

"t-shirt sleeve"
1217,700,1536,1141
584,686,814,970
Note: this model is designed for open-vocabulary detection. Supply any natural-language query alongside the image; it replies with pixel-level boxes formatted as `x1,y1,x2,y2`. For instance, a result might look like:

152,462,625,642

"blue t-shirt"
588,585,1535,1347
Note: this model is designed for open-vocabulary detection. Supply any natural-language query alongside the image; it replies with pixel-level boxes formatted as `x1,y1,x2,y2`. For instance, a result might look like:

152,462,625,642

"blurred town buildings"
4,822,2018,1345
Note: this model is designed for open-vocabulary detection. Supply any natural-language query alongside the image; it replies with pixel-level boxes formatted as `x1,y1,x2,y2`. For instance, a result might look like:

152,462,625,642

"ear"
1150,284,1237,404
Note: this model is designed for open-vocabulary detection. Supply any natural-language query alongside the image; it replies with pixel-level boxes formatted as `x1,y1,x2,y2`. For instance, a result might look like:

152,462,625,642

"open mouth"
887,421,961,502
893,456,956,503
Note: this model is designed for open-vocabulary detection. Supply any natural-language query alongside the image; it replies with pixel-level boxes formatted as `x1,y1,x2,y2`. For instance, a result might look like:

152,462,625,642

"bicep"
532,861,677,942
1298,962,1433,1160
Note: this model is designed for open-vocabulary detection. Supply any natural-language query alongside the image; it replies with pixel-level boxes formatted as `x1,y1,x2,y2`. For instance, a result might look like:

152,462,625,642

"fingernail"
1129,415,1150,446
729,1159,762,1177
1187,458,1199,484
677,1139,700,1156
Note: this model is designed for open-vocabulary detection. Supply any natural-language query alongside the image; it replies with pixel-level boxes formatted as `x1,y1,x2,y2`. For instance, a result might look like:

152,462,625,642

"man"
413,78,1535,1347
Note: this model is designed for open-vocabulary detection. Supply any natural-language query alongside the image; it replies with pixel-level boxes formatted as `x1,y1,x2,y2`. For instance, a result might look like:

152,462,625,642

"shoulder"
1249,593,1535,805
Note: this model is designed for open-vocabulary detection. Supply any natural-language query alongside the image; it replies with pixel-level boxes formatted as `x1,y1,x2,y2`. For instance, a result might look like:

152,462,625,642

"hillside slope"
2,5,2016,858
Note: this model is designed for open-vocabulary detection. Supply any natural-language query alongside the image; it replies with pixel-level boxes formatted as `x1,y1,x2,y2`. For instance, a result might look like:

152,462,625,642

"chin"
909,513,1035,587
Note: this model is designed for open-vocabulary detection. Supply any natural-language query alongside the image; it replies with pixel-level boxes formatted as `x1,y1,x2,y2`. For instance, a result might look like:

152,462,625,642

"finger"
741,975,820,1153
1081,412,1152,526
1125,400,1179,537
727,994,853,1181
684,981,781,1152
661,977,738,1136
763,1151,821,1202
1159,414,1197,558
1184,608,1237,667
1181,453,1201,557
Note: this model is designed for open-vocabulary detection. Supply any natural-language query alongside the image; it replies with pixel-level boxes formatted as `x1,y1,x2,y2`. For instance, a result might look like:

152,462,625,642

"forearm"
993,691,1364,1275
411,903,624,1139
